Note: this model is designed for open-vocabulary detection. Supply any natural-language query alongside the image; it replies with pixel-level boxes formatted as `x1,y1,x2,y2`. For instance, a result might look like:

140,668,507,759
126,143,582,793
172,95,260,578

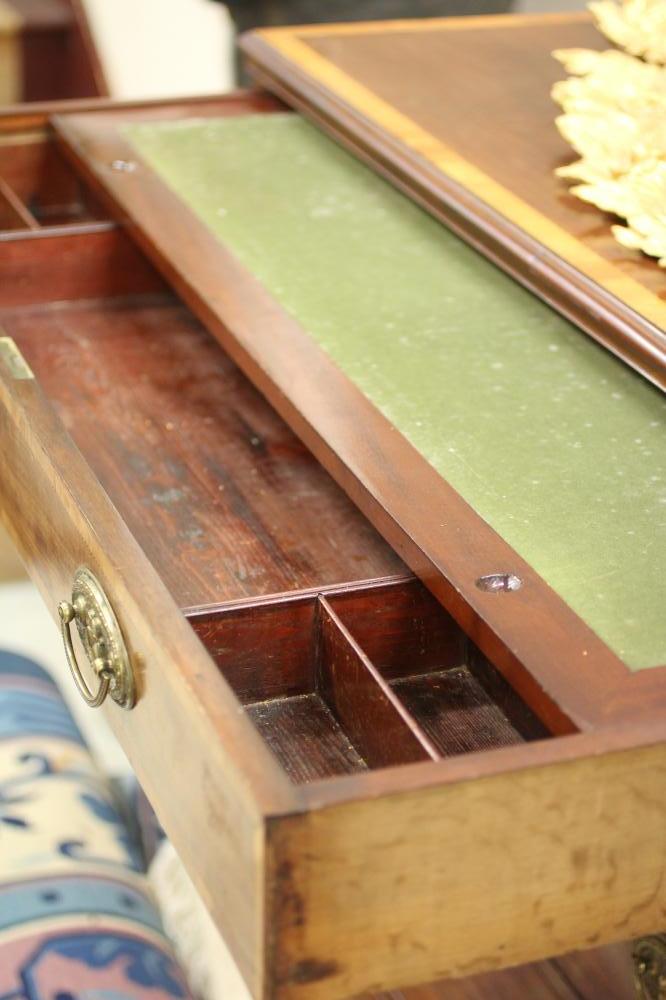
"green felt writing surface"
126,114,666,670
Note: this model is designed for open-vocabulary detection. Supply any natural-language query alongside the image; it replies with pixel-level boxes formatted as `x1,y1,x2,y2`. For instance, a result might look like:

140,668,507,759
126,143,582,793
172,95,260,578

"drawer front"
0,340,294,996
187,580,666,999
266,730,666,999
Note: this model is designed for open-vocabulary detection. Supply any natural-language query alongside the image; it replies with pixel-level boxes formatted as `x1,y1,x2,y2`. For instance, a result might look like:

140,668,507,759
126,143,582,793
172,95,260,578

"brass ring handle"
58,601,112,708
58,568,136,711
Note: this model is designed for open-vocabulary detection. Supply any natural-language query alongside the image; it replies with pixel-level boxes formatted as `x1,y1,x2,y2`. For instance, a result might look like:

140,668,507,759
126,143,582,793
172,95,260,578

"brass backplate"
72,567,136,710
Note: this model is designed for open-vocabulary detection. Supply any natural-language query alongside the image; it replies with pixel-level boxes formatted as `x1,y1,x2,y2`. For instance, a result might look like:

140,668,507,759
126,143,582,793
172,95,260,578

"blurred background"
1,0,586,108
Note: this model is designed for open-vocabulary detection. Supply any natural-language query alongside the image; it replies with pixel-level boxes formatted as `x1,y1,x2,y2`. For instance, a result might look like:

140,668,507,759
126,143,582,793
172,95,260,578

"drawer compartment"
189,579,549,786
0,133,105,231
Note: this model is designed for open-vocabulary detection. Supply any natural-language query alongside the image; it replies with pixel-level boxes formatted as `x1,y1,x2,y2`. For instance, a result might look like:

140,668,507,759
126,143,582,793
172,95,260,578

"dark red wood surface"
3,294,403,609
188,577,548,783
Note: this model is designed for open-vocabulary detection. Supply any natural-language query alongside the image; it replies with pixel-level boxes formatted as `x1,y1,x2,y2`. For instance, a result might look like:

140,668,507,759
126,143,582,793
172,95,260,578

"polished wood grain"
391,667,527,757
317,596,438,766
248,693,369,782
190,592,328,704
242,14,666,389
53,98,665,738
3,295,403,608
0,220,598,999
328,579,466,682
186,576,550,775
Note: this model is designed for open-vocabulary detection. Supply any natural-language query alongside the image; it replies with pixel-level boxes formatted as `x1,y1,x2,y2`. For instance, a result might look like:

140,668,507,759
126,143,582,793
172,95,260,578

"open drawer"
1,95,665,1000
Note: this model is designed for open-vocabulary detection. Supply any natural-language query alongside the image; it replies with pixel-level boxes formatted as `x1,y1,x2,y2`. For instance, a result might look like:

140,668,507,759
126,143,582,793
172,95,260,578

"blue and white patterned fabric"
0,651,192,1000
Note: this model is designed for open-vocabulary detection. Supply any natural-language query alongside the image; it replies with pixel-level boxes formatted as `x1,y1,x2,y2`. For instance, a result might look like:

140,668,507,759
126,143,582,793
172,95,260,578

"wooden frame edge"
240,26,666,391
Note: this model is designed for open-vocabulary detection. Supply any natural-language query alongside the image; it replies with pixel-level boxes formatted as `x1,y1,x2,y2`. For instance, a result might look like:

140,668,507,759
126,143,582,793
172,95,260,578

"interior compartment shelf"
189,580,552,785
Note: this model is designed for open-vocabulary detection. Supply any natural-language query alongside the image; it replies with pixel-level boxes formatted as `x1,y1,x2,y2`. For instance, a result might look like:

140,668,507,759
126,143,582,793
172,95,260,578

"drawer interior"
0,133,105,231
1,134,558,792
0,224,403,609
188,580,550,783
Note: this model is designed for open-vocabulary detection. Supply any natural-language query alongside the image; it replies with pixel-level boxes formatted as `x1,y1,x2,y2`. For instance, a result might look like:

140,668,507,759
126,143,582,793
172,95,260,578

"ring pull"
58,568,136,711
58,600,112,708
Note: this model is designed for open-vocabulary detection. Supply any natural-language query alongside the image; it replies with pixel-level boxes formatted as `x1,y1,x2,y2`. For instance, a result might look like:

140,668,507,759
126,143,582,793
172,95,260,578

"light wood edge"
246,24,666,336
0,128,48,146
254,10,592,40
0,220,118,247
0,90,265,136
0,361,300,996
265,729,666,998
300,715,666,807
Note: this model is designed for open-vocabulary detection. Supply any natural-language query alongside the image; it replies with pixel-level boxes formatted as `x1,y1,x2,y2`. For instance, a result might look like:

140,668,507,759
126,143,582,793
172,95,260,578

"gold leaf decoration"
553,1,666,267
590,0,666,63
573,160,666,266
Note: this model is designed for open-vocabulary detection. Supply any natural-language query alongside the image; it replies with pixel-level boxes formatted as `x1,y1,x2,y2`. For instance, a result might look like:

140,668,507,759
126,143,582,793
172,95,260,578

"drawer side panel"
0,355,296,996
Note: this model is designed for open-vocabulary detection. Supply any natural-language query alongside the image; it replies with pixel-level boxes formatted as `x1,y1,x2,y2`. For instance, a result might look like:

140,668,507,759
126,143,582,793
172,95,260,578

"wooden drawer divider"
316,595,439,767
0,175,38,231
186,578,551,786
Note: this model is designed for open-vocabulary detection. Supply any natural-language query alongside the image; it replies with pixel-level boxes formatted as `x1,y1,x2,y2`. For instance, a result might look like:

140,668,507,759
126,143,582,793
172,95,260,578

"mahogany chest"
0,20,664,998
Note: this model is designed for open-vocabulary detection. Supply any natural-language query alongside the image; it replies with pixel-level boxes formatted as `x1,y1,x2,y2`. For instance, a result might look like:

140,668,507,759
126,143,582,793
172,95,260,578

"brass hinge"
0,336,34,380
